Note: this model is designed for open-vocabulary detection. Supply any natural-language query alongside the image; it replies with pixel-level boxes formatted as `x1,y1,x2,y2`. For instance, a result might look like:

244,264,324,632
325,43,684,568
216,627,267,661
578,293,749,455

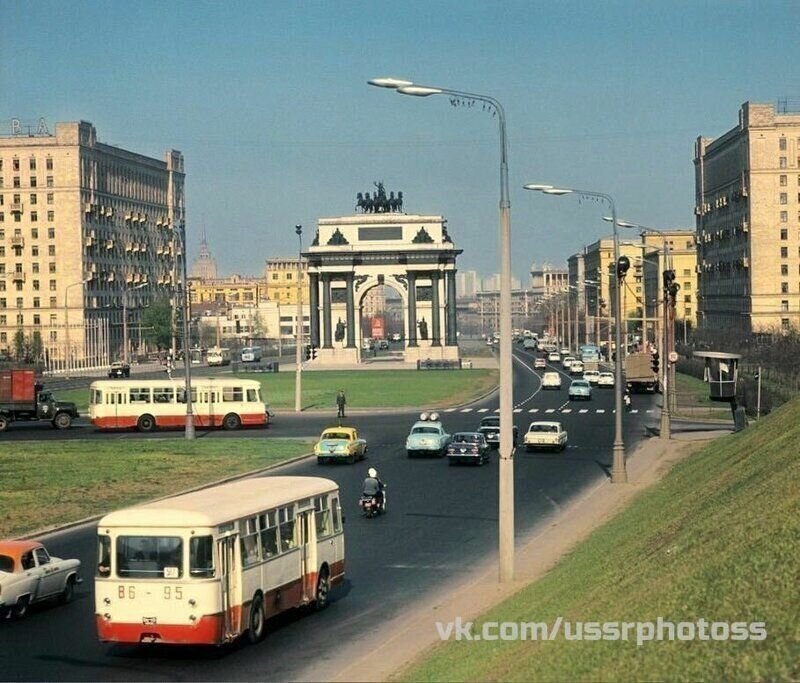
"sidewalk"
329,431,726,682
278,355,499,372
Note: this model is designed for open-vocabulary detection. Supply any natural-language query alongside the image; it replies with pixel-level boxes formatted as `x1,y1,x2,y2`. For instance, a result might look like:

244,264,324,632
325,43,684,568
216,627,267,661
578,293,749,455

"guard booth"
693,351,746,430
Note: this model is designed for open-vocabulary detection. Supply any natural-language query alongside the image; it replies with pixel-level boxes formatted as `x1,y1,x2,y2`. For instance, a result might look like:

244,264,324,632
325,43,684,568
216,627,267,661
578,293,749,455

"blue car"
568,379,592,401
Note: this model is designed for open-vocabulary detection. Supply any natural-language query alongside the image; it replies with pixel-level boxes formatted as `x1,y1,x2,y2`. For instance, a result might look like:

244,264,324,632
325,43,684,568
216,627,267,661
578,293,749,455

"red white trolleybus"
95,477,345,645
88,378,268,431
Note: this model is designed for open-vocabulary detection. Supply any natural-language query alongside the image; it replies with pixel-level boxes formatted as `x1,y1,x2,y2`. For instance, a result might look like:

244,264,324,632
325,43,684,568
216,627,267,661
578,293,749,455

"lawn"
0,438,313,537
404,397,800,681
51,369,497,413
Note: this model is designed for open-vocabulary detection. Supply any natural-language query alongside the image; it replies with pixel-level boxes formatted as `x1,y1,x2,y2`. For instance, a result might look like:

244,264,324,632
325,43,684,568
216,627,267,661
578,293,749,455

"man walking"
336,389,347,419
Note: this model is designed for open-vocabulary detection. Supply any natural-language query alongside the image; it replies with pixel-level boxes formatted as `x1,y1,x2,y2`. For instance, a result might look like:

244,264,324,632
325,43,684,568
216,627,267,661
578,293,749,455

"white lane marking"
545,408,555,414
529,408,539,413
444,408,457,413
477,408,489,413
630,409,639,414
494,408,500,413
579,409,589,413
561,409,572,414
596,409,605,414
512,351,544,408
460,408,473,413
513,408,522,413
646,409,654,414
557,400,570,411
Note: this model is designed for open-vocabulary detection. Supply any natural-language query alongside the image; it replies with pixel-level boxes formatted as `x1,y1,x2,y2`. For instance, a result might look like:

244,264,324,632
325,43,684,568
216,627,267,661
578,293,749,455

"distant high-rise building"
190,229,218,280
695,100,800,333
481,273,521,292
456,269,479,298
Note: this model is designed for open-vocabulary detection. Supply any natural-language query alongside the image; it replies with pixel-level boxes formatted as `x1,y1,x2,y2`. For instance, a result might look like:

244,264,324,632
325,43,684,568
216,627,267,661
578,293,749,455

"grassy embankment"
405,397,800,681
0,438,313,537
55,369,498,413
673,372,732,420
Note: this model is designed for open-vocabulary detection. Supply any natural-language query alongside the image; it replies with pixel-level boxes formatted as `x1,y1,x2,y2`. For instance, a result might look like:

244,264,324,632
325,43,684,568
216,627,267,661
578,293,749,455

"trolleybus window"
117,536,183,579
129,387,151,404
314,496,332,537
259,511,279,558
247,388,259,402
223,386,244,402
241,517,260,567
189,536,215,578
97,535,111,577
153,387,175,403
278,507,296,552
332,496,342,533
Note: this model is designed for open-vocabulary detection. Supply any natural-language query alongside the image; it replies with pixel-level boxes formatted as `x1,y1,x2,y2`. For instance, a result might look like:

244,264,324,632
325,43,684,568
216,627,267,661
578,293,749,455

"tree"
30,331,43,362
13,329,26,362
141,297,174,350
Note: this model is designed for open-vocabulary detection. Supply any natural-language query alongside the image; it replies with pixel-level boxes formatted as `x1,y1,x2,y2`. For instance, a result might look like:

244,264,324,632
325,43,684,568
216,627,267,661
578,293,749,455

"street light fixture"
369,77,516,582
524,183,627,484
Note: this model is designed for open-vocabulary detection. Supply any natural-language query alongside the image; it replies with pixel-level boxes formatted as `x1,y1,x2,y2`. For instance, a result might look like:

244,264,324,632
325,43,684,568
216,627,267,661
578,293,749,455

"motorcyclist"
362,467,386,512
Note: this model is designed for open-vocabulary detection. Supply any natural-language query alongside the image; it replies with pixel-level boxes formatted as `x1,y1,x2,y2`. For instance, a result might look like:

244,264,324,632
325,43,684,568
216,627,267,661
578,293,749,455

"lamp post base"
611,443,627,483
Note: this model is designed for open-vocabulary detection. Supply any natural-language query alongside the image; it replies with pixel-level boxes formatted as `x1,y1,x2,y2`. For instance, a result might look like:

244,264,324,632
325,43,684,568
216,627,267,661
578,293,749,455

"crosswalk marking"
494,408,500,413
646,409,654,414
529,408,539,413
477,408,489,413
596,409,605,414
630,409,639,414
545,408,555,414
562,409,572,414
513,408,522,413
579,409,588,413
460,408,473,413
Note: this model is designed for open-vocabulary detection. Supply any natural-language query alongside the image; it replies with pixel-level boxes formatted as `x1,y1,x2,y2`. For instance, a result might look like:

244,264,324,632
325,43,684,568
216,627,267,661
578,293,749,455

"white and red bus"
88,378,268,431
95,477,345,645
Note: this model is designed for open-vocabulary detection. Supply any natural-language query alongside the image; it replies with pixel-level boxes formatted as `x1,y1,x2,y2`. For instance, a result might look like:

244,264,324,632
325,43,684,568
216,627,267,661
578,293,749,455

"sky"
2,0,799,283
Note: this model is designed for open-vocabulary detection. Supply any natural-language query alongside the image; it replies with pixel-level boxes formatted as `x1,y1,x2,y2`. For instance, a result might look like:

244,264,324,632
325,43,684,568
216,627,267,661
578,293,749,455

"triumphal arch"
304,184,461,364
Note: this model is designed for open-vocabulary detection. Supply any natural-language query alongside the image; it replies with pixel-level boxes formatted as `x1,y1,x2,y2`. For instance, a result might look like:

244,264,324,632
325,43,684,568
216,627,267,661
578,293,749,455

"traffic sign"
668,351,679,363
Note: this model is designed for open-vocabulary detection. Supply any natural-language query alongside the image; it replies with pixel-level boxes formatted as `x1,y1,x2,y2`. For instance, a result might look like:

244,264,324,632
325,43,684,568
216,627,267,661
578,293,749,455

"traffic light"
617,255,631,279
651,349,660,374
305,345,318,361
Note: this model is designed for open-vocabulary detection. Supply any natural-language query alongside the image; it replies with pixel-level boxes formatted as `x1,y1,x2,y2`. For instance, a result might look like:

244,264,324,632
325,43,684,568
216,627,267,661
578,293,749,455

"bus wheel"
137,414,156,433
314,568,331,611
222,413,241,431
246,594,266,643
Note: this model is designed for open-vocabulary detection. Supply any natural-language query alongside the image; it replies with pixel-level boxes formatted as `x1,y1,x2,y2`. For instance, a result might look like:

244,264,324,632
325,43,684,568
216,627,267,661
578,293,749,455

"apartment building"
264,257,308,305
0,120,184,365
695,100,800,333
189,274,266,307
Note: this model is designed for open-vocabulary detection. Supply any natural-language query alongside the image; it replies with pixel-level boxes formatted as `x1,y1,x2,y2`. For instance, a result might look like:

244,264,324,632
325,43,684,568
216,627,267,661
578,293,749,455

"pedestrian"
336,389,346,418
624,390,631,411
165,356,174,380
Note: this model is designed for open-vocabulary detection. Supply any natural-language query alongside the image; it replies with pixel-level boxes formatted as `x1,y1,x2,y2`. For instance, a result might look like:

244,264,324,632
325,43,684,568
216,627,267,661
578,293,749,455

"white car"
406,412,451,457
598,372,615,387
542,371,562,389
524,421,568,452
584,370,601,384
562,356,576,369
0,540,82,619
534,357,546,369
547,351,561,362
569,360,584,375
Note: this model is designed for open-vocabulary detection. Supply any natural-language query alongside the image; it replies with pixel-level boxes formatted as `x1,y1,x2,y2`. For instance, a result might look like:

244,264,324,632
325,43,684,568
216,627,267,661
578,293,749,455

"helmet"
367,467,378,478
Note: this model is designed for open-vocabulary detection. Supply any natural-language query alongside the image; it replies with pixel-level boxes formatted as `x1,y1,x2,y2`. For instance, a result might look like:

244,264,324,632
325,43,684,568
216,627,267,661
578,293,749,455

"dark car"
446,432,490,465
477,415,518,448
108,361,131,378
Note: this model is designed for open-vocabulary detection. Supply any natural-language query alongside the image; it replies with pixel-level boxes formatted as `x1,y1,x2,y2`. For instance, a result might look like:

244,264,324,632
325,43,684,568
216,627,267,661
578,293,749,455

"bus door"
109,390,127,429
217,534,241,640
297,509,316,602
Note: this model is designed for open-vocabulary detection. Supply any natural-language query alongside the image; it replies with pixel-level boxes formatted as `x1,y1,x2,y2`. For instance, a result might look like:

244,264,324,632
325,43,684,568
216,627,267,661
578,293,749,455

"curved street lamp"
524,184,626,484
369,77,515,582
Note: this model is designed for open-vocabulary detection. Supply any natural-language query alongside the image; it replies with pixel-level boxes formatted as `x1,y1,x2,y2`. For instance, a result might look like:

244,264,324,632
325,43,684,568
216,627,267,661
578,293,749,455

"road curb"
17,450,314,541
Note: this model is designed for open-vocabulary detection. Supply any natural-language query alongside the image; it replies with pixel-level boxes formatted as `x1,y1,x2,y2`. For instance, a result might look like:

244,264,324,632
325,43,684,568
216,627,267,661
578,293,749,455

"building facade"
0,120,184,367
455,269,479,299
188,274,265,307
695,101,800,333
190,231,218,280
264,257,308,305
530,263,569,296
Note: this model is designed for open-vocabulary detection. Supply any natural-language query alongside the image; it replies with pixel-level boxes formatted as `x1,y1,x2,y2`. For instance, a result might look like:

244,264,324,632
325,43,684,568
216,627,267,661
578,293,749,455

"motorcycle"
358,485,386,518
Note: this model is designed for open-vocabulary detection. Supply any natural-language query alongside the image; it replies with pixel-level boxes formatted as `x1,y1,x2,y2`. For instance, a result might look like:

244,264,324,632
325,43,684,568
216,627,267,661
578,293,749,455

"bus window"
259,511,279,558
129,388,151,404
314,496,332,538
177,388,198,404
223,387,243,402
278,507,296,552
331,497,342,533
189,536,214,578
153,387,175,404
97,535,111,577
91,389,102,405
241,517,260,567
117,536,183,579
247,388,259,403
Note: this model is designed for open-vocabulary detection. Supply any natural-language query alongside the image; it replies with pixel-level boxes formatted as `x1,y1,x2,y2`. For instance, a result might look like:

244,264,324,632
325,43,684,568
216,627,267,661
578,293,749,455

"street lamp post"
369,77,515,582
172,223,194,440
295,224,303,413
525,184,626,483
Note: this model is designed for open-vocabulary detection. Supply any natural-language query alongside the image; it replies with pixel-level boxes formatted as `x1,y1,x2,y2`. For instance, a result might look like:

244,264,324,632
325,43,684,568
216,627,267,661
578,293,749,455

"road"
0,349,657,681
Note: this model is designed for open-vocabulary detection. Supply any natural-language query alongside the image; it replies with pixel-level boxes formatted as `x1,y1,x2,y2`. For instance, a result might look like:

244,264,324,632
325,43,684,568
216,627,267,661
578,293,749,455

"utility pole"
294,225,303,413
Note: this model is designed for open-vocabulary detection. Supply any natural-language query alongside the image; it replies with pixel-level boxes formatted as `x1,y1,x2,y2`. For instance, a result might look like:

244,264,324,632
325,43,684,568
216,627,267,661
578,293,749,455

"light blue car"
568,379,592,401
406,413,451,458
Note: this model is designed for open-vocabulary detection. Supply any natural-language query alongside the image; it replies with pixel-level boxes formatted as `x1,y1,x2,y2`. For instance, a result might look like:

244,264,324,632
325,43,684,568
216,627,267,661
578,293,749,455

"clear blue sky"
3,0,798,282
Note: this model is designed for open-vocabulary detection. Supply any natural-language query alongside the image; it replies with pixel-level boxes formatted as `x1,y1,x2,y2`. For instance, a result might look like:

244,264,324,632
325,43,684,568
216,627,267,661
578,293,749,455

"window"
782,264,789,276
32,246,39,257
20,552,35,571
781,193,788,204
16,313,23,325
33,314,40,326
30,177,37,188
29,158,36,171
30,193,37,205
782,318,790,332
46,158,53,171
12,159,19,171
259,511,279,559
49,280,56,291
241,517,260,567
314,496,332,538
47,227,54,239
48,262,56,273
33,297,40,308
129,387,151,403
189,536,214,578
246,388,259,402
781,300,789,312
278,506,296,552
331,496,342,533
781,247,789,258
49,296,56,307
32,263,39,273
47,210,54,221
272,273,278,280
49,330,56,342
46,193,53,204
781,282,789,294
30,211,37,222
683,281,691,290
0,299,5,309
779,157,787,169
97,535,111,577
152,387,174,403
13,177,20,188
31,227,38,239
16,297,23,309
48,245,55,256
116,536,183,579
780,174,788,186
46,176,53,188
222,386,243,402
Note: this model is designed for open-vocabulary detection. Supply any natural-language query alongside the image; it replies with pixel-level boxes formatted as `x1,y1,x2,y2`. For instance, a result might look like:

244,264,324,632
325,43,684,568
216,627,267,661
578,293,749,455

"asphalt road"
0,349,657,681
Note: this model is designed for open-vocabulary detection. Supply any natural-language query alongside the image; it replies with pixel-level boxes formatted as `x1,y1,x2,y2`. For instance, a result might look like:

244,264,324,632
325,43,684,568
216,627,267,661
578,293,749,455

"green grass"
0,438,313,537
674,372,715,404
405,398,800,682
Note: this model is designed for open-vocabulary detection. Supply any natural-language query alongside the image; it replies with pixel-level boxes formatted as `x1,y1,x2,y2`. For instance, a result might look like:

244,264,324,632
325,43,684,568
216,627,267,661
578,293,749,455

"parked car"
569,379,592,400
314,426,368,464
547,351,561,362
0,540,81,619
598,372,615,387
569,360,585,375
583,370,601,384
107,361,131,378
523,421,568,452
477,415,518,448
390,333,402,342
447,432,490,465
542,371,562,390
406,412,451,457
534,357,546,369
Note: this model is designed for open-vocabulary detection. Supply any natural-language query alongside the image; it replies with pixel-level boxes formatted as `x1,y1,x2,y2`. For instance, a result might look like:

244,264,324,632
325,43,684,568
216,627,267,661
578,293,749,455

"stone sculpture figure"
335,318,346,342
418,317,429,340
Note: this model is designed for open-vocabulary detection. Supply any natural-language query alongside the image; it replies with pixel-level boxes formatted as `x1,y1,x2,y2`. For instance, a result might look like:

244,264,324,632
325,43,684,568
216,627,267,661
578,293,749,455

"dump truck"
0,369,79,432
624,352,659,393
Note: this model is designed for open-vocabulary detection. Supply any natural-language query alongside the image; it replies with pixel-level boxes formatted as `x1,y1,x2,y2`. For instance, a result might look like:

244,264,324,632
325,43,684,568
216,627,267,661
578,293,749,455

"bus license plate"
143,617,157,625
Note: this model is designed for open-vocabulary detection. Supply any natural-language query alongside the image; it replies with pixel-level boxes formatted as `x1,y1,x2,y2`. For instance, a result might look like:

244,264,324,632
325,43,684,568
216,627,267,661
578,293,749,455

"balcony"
12,272,25,282
10,202,23,214
10,235,24,247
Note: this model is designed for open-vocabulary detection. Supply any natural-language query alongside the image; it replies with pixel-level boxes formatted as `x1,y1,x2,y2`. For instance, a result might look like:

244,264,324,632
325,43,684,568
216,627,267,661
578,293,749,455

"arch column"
431,271,441,347
322,273,332,349
309,273,320,348
407,271,418,347
345,273,356,348
446,270,457,345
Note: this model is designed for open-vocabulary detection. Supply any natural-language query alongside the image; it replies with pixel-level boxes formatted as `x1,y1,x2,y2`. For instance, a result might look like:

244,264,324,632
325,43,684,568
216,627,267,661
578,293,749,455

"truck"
624,352,659,393
0,369,79,432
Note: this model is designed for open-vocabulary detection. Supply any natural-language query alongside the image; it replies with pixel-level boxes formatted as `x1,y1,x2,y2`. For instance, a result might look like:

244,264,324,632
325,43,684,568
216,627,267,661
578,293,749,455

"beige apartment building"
0,120,184,367
695,101,800,333
264,257,308,305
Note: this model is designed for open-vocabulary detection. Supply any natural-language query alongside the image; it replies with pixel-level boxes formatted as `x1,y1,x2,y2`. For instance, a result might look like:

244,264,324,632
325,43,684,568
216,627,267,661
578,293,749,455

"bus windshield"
116,536,183,579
